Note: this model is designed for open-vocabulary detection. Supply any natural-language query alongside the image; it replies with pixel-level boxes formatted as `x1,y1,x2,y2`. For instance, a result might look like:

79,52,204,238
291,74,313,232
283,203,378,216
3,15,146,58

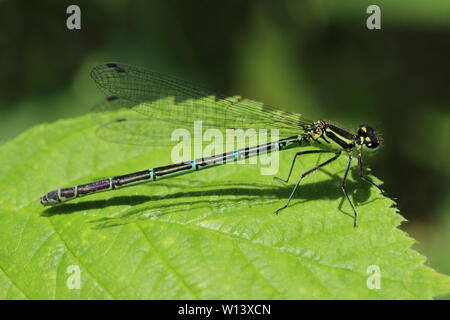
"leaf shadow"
41,166,378,228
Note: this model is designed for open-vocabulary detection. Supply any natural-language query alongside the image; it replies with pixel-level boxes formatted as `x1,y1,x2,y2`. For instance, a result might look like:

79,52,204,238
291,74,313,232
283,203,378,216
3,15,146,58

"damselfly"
40,63,384,227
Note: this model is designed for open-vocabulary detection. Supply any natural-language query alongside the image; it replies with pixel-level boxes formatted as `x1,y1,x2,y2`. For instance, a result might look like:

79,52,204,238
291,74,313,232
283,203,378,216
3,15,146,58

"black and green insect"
40,63,384,227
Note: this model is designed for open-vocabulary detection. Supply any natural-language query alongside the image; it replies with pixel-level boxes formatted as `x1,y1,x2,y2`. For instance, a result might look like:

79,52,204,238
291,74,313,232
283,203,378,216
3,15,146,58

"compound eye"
366,141,379,149
358,126,367,136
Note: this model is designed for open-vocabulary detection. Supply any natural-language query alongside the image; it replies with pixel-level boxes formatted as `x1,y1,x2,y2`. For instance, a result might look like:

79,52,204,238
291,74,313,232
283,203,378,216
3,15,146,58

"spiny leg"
358,153,384,194
274,151,341,215
274,150,340,183
341,155,358,227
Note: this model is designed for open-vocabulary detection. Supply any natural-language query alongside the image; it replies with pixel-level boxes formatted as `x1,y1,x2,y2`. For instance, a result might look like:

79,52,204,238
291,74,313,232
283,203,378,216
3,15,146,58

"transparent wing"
92,96,302,147
90,63,311,146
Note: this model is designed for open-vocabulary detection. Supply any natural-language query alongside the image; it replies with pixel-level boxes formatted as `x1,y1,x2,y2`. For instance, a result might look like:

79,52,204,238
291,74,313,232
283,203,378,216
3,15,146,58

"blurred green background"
1,0,449,292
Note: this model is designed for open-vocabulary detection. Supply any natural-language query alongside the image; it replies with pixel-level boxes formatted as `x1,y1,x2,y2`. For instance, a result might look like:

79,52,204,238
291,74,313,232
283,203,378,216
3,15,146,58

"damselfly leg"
274,151,341,215
358,153,384,194
274,150,340,183
341,155,358,227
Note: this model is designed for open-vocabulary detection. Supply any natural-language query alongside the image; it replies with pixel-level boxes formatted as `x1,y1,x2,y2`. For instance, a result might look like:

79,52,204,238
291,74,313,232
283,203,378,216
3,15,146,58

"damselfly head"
357,125,380,152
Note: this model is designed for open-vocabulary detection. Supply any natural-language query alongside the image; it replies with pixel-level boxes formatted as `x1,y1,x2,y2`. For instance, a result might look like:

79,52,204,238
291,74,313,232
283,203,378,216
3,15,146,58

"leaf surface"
0,115,449,299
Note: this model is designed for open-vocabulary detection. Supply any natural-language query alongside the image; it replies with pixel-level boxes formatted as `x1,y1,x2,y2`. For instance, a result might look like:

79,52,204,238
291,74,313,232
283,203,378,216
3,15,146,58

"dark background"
1,1,449,282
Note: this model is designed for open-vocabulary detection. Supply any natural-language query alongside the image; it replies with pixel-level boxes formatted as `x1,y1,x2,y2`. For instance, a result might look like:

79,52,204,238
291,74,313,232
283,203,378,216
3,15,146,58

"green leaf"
0,115,449,299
